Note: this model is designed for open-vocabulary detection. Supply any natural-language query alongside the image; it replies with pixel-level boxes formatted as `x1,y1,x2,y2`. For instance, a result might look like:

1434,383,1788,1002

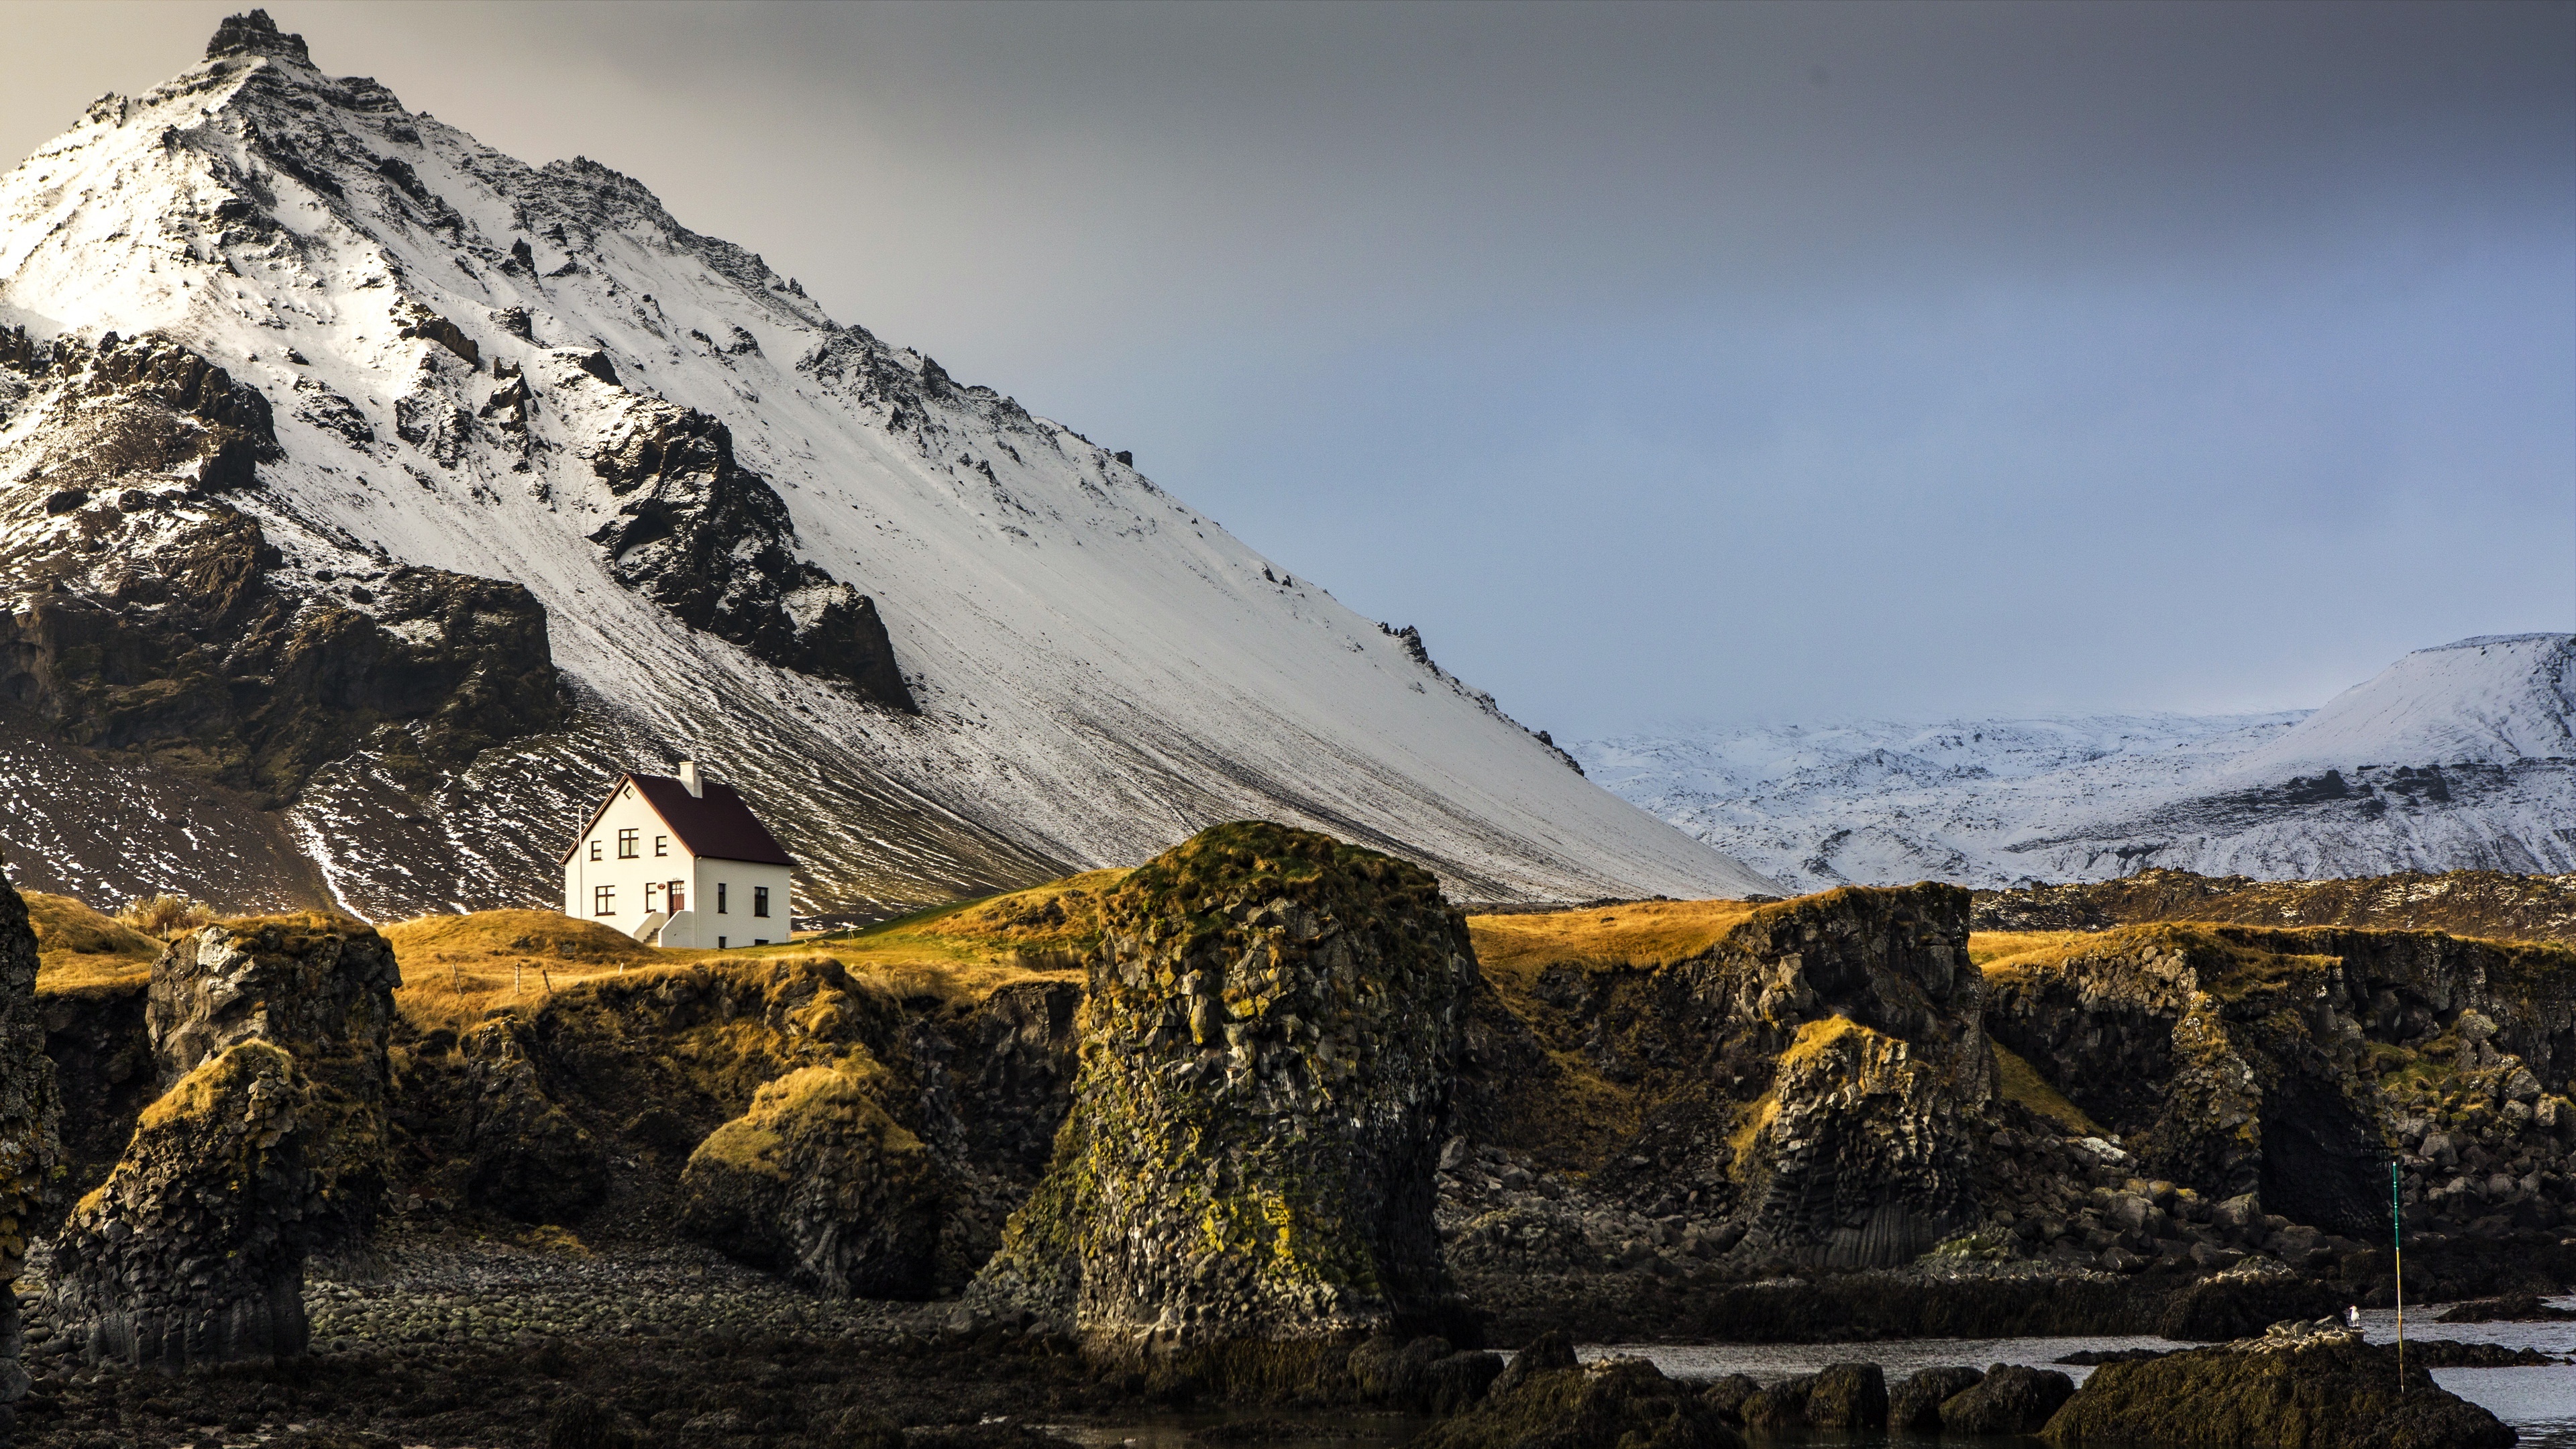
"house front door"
668,882,687,913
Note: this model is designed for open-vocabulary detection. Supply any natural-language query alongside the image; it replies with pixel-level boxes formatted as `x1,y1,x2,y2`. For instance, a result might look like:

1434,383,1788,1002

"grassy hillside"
381,870,1125,1032
24,892,162,991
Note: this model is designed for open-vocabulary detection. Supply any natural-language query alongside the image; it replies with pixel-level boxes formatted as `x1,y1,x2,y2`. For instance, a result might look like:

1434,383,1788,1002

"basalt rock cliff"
0,865,63,1436
982,823,1477,1374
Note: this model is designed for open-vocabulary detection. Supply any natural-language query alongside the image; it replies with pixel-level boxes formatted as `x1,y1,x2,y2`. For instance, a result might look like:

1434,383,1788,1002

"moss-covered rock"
1409,1358,1744,1449
983,822,1479,1371
1941,1362,2074,1434
2041,1336,2514,1448
0,863,65,1433
46,1040,312,1370
1888,1364,1983,1432
147,912,399,1244
678,1051,941,1297
455,1014,607,1224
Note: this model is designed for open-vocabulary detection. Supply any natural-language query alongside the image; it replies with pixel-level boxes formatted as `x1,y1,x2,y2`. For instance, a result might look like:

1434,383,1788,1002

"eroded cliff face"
46,1040,313,1372
1454,885,1990,1273
0,330,568,806
983,822,1478,1364
0,866,65,1432
1984,924,2576,1237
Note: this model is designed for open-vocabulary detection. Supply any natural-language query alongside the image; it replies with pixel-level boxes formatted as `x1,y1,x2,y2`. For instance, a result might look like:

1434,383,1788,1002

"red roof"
559,773,796,867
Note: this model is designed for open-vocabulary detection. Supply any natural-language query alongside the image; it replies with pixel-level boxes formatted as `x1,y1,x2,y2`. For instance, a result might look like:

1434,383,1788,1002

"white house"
559,761,796,949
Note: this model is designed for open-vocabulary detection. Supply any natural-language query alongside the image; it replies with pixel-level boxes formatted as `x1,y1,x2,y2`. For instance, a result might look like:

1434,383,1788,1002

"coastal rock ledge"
2041,1322,2516,1448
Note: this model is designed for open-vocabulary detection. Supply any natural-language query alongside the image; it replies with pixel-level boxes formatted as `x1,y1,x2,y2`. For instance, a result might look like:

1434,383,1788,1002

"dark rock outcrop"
454,1016,607,1224
1452,885,1990,1281
586,399,914,709
147,914,399,1244
1802,1361,1887,1430
0,864,65,1436
46,1040,313,1371
2041,1334,2514,1448
983,822,1479,1375
1413,1356,1744,1449
1941,1362,2075,1435
677,1054,941,1298
1888,1365,1984,1432
1985,923,2576,1236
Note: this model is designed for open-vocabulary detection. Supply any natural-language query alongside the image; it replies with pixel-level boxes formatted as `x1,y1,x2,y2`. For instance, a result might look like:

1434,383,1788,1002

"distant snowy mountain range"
0,11,1770,920
1576,634,2576,893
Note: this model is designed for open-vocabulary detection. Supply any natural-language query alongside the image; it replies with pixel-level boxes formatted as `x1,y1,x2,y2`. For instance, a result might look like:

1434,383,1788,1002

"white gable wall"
559,782,795,947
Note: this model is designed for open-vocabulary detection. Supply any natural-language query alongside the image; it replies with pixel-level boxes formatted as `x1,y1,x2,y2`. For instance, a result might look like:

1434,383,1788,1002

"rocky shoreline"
4,822,2574,1447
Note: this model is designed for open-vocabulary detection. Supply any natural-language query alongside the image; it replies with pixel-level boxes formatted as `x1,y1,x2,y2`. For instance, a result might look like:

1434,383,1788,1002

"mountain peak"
206,9,311,65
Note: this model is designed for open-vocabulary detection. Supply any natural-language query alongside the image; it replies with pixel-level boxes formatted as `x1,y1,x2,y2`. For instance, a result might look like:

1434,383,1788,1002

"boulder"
1889,1365,1983,1432
1736,1375,1812,1433
2041,1336,2514,1448
1803,1361,1886,1430
1941,1363,2075,1435
147,912,399,1244
1411,1356,1744,1449
1489,1330,1579,1400
982,823,1479,1378
1698,1373,1760,1424
0,865,64,1433
678,1053,941,1298
46,1041,312,1370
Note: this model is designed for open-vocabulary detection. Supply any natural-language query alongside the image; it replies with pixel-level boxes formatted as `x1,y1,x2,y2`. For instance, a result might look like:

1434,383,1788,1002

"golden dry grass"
1990,1040,2101,1134
1968,930,2098,972
382,874,1121,1033
25,892,162,992
1466,897,1758,994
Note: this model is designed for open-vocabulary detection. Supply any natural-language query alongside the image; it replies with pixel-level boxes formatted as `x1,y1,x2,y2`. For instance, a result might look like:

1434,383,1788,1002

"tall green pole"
2392,1159,2405,1394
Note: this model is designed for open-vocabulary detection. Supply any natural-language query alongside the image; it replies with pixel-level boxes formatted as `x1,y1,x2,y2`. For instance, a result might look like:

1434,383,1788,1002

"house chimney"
678,760,703,798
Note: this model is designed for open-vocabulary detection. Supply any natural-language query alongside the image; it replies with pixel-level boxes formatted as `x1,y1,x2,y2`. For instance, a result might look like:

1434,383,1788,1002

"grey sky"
8,1,2571,737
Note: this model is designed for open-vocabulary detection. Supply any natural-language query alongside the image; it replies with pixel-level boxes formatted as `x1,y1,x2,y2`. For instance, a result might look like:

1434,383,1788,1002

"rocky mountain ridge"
1578,633,2576,892
0,10,1768,922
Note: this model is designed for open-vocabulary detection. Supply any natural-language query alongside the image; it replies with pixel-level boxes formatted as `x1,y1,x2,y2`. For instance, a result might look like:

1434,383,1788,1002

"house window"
716,936,727,949
588,839,601,861
753,886,770,918
593,885,615,916
753,939,769,947
645,883,661,911
654,835,669,857
716,883,728,914
617,828,639,859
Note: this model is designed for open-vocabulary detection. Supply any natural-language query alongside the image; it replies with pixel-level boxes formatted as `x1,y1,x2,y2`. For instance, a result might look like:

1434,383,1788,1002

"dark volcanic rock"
1489,1330,1578,1401
46,1039,313,1371
2041,1336,2515,1448
1985,923,2576,1237
1411,1358,1744,1449
148,913,400,1245
455,1016,608,1224
586,398,914,710
678,1054,941,1298
1941,1362,2075,1435
983,822,1479,1377
1888,1365,1984,1432
1803,1360,1887,1430
0,863,65,1434
2435,1292,2576,1322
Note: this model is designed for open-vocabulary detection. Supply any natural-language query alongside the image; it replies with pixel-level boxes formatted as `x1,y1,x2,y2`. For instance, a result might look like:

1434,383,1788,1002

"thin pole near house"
2392,1160,2406,1393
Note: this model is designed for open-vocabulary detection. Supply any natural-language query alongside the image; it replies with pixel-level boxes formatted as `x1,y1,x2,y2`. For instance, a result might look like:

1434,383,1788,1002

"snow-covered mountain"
0,11,1772,920
1578,634,2576,892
